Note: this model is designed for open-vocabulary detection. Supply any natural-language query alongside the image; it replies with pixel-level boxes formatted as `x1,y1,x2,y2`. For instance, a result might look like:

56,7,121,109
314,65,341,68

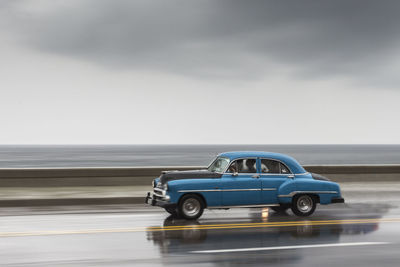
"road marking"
1,218,400,237
146,218,400,229
191,242,390,254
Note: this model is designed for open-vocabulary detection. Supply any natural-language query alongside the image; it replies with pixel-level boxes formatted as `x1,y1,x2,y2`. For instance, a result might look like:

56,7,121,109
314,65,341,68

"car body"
145,151,344,219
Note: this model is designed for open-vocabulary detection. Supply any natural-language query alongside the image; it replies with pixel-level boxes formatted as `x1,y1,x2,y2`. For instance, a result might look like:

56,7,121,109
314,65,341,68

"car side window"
261,159,291,174
280,163,290,174
226,158,257,173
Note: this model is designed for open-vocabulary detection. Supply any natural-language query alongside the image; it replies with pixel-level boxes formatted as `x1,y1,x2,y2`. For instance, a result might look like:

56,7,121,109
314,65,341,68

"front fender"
166,179,221,206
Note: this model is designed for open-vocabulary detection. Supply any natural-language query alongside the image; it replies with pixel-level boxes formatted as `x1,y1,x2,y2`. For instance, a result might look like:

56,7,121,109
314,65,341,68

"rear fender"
277,179,297,204
278,178,341,205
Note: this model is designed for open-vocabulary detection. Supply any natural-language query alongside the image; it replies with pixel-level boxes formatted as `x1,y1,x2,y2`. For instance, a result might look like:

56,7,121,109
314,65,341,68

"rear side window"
261,159,291,174
280,163,290,174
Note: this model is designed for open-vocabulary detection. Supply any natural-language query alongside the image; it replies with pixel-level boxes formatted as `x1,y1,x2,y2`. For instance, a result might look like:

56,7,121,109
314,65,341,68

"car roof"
218,151,306,174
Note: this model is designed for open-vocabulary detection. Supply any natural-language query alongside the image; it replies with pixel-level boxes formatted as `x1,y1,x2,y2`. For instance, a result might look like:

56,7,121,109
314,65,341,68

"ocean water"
0,145,399,168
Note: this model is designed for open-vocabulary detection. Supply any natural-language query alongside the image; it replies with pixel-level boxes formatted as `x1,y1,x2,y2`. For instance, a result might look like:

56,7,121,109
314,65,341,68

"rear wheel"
178,194,205,220
291,194,316,217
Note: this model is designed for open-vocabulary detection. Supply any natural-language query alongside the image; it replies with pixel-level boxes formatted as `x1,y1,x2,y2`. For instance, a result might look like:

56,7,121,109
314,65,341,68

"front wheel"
291,195,316,217
178,194,205,220
164,206,180,217
270,205,290,213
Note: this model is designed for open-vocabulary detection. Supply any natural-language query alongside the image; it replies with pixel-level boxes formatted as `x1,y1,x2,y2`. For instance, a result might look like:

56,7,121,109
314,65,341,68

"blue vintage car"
145,151,344,219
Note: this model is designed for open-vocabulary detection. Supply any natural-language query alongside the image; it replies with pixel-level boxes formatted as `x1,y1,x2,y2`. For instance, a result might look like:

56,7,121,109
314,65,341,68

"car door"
259,158,293,204
221,158,262,206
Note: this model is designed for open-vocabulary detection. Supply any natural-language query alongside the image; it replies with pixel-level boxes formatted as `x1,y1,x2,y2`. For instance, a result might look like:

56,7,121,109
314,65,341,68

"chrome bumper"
152,188,170,200
331,197,345,203
145,192,175,209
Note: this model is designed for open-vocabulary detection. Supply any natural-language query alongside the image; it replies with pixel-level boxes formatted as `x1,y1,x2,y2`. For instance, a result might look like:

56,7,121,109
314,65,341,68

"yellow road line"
147,218,399,229
0,217,399,237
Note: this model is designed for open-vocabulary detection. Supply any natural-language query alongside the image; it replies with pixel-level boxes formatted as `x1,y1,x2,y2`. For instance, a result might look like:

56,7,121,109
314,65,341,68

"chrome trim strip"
295,172,310,176
278,191,338,198
178,188,276,193
259,174,292,176
223,188,261,191
209,204,280,209
177,189,259,193
178,189,221,193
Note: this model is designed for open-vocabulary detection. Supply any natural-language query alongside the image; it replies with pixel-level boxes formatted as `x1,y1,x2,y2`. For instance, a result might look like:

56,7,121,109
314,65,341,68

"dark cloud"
4,0,400,83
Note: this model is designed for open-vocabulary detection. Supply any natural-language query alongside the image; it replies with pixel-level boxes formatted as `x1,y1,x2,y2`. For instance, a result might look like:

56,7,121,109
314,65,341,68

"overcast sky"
1,0,400,144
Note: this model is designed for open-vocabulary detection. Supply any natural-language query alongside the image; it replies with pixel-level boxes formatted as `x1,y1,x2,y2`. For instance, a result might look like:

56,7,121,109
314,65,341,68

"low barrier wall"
0,165,399,187
0,167,197,187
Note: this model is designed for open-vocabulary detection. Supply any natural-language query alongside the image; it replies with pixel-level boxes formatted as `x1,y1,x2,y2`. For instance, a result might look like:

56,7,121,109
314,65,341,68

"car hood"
159,170,223,184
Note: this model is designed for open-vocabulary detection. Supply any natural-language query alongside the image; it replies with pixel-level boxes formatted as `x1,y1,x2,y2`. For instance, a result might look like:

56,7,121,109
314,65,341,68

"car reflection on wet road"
147,205,389,265
0,202,399,266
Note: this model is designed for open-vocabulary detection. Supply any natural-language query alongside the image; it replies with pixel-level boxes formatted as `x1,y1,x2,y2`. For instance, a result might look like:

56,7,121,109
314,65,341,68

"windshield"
207,157,230,173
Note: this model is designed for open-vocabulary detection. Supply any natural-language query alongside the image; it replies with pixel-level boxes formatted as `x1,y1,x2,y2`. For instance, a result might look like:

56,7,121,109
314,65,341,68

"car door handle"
288,174,295,178
252,174,260,178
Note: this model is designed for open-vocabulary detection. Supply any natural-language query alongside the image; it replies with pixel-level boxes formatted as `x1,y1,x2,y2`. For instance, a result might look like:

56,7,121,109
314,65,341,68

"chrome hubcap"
182,198,200,217
297,195,313,213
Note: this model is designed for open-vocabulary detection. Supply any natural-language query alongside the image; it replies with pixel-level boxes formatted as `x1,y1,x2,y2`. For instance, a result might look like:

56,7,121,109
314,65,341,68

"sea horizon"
0,144,399,168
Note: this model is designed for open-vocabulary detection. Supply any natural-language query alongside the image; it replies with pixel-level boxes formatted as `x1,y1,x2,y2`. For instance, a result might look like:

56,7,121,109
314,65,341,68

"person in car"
244,159,257,173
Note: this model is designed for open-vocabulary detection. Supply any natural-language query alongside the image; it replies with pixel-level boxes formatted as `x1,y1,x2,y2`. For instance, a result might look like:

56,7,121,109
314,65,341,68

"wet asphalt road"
1,200,400,266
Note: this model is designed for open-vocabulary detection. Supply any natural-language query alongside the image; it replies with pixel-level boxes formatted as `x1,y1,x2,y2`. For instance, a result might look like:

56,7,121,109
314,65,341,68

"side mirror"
232,172,239,177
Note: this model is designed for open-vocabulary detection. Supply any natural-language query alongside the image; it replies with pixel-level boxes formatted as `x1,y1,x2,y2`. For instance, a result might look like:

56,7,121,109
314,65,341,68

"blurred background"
1,144,400,167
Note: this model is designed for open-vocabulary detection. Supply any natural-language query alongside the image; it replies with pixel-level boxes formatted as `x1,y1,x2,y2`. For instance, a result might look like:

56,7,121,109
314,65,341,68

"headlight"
162,183,168,191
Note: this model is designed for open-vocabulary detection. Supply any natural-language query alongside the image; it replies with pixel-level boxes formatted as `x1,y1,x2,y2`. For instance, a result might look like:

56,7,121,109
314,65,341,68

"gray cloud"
3,0,400,83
